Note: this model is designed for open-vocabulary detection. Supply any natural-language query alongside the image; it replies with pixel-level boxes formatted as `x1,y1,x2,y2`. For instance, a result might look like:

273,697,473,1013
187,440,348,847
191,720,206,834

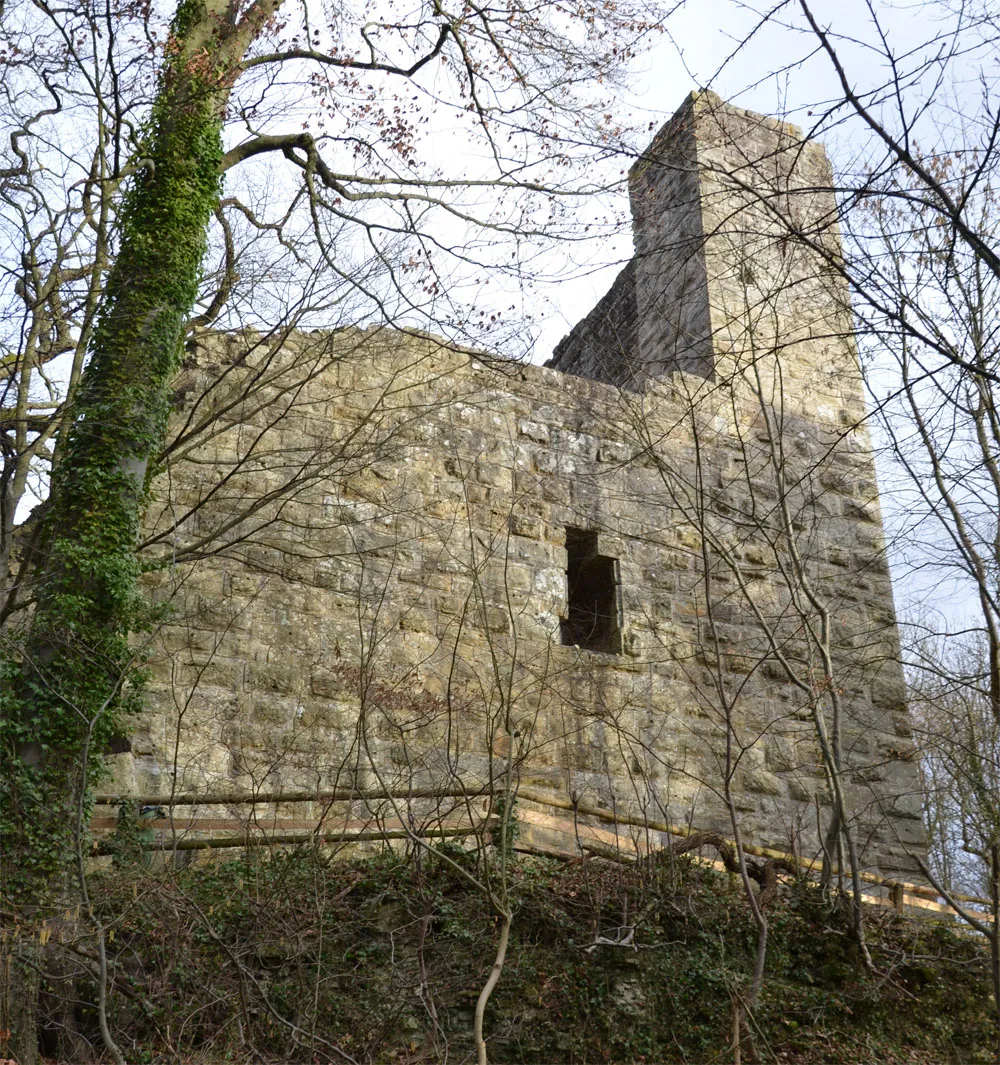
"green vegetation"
54,848,993,1063
1,0,229,906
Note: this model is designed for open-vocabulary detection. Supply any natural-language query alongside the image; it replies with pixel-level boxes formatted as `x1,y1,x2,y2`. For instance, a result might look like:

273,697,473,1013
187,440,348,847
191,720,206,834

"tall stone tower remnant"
133,92,926,875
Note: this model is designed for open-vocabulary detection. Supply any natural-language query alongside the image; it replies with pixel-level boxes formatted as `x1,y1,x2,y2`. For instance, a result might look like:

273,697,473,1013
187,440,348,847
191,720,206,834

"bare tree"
691,1,1000,1050
0,0,670,1055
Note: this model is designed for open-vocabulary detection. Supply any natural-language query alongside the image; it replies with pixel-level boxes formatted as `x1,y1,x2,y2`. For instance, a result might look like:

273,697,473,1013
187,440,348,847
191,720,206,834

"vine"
1,0,228,906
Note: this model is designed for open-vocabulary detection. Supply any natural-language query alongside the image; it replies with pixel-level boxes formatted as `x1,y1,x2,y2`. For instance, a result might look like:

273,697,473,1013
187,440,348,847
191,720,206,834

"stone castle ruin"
129,92,926,875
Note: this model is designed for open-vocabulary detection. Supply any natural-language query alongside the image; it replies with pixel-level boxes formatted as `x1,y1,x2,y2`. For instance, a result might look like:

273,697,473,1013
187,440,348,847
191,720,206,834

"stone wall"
548,262,639,387
129,94,926,876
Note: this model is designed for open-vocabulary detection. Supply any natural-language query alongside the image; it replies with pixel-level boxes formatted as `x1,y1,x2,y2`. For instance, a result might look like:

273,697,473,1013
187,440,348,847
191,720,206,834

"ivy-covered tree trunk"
0,1,278,1058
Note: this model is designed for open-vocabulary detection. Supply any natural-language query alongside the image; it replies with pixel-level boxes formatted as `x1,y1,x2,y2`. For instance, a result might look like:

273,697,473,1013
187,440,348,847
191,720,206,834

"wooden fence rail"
91,787,994,926
93,785,485,806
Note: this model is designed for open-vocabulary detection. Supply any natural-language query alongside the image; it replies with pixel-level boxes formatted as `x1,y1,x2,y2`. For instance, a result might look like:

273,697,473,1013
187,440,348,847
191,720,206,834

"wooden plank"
91,786,994,921
93,786,487,807
91,823,486,855
92,817,329,831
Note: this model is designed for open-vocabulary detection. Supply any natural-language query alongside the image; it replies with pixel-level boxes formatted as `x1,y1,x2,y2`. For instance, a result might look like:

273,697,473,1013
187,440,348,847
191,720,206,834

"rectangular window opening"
560,527,622,654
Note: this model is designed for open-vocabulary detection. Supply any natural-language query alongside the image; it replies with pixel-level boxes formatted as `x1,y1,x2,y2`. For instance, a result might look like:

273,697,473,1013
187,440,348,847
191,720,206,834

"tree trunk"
0,0,279,1051
8,0,227,851
0,938,40,1065
991,844,1000,1065
37,948,93,1064
473,912,511,1065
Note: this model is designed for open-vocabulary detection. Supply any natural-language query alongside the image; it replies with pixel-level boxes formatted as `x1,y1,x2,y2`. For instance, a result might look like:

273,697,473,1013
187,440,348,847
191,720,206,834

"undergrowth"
43,847,994,1062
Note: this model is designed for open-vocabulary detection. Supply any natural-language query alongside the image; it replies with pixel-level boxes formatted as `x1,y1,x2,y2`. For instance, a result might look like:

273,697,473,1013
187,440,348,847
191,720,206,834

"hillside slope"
54,849,994,1063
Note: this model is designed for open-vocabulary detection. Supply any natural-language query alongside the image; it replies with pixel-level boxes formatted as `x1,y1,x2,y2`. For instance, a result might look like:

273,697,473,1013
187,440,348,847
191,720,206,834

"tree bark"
0,939,40,1065
1,0,281,1052
474,912,511,1065
991,844,1000,1065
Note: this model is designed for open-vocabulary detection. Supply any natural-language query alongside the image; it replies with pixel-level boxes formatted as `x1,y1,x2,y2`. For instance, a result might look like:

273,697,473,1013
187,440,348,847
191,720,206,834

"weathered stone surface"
134,93,925,877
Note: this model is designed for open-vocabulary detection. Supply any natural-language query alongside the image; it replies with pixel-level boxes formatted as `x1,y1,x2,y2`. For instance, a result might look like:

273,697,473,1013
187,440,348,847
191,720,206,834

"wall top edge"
629,89,814,180
189,323,716,410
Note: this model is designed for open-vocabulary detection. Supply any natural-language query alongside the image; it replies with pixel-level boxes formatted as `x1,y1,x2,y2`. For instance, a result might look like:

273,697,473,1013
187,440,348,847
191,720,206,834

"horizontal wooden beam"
514,788,989,909
93,785,490,807
91,823,488,855
91,817,328,831
91,783,992,913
